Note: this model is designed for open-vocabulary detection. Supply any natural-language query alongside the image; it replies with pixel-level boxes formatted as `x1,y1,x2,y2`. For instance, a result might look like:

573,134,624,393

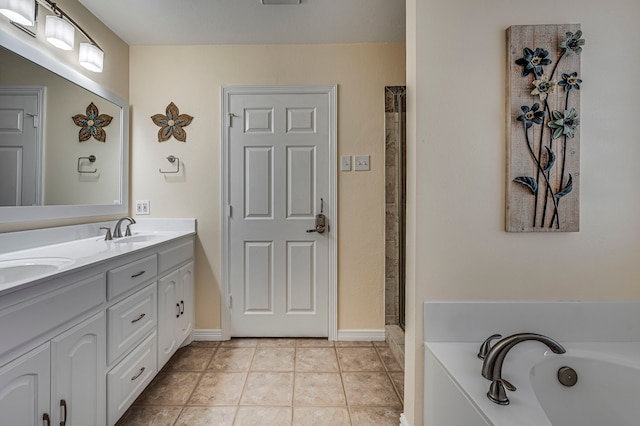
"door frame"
0,86,45,205
221,84,338,340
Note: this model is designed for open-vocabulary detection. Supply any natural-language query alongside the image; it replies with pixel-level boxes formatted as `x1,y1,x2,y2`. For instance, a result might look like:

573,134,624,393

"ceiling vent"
261,0,301,4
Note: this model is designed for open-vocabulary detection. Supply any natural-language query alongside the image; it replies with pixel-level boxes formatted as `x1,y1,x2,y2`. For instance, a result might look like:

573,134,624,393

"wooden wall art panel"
506,24,583,232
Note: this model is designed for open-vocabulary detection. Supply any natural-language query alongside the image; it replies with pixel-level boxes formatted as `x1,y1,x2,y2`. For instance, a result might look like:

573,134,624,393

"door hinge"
228,205,233,218
228,112,239,127
27,113,38,127
229,295,233,308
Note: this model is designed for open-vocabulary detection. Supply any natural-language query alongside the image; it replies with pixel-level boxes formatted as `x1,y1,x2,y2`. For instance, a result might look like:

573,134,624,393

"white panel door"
0,89,41,206
178,262,194,342
0,342,50,426
50,312,106,426
158,270,179,368
227,89,332,337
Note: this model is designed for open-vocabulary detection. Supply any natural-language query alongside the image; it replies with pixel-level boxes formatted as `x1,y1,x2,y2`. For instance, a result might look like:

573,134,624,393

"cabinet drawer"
158,239,194,274
107,283,157,364
107,254,157,300
0,274,104,359
107,331,157,426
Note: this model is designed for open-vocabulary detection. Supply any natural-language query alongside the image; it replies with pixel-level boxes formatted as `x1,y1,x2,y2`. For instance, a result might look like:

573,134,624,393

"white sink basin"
112,232,178,244
0,257,74,284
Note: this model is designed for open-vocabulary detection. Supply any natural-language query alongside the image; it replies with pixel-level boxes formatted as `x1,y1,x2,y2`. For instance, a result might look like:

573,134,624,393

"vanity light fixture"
45,15,74,50
0,0,104,72
79,42,103,72
0,0,35,26
40,0,103,72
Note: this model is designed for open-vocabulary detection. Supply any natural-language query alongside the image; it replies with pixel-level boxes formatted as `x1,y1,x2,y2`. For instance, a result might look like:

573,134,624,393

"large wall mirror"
0,26,128,223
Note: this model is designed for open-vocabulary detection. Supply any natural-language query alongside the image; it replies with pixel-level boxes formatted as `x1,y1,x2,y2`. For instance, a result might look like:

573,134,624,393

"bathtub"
425,342,640,425
423,302,640,426
530,346,640,426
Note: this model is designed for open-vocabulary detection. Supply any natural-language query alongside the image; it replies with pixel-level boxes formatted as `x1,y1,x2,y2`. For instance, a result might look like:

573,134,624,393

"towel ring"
77,155,97,173
159,155,180,174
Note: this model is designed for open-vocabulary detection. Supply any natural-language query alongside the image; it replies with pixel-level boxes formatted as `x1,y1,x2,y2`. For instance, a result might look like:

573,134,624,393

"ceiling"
78,0,406,46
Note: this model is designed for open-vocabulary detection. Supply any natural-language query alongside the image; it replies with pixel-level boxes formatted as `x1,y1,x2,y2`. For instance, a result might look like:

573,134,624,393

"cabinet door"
178,262,194,343
51,312,106,426
0,343,50,426
157,270,180,368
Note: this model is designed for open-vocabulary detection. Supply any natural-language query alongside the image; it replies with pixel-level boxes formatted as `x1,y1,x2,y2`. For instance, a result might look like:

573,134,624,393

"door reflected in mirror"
0,46,122,207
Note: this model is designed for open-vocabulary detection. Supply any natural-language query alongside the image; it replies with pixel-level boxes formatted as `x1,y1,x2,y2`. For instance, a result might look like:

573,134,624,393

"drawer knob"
131,270,146,279
131,367,146,381
131,313,146,324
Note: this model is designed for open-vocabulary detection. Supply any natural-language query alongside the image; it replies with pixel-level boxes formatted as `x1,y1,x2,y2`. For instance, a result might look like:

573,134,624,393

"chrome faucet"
113,217,136,238
481,333,566,405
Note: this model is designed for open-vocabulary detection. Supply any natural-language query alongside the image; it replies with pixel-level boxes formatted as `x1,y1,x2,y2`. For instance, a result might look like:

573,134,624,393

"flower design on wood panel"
72,102,113,142
151,102,194,142
510,26,585,231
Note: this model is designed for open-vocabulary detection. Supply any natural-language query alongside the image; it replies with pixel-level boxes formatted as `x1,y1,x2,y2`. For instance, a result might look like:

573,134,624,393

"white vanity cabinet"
158,262,194,367
0,271,105,426
0,311,106,426
104,236,194,425
0,228,195,426
157,239,195,369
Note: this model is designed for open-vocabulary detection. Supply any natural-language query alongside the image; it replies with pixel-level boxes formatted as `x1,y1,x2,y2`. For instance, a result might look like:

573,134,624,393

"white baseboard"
399,413,410,426
336,329,386,341
193,329,224,341
194,329,386,342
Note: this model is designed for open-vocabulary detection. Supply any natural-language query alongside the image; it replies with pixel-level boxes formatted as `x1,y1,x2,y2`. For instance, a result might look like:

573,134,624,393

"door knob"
306,198,327,233
306,214,326,234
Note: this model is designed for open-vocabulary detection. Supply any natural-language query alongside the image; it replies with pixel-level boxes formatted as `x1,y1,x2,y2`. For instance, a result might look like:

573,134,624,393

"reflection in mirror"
0,47,121,206
0,26,128,223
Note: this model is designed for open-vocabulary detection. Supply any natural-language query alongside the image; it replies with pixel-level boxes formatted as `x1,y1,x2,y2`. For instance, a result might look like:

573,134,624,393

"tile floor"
117,339,404,426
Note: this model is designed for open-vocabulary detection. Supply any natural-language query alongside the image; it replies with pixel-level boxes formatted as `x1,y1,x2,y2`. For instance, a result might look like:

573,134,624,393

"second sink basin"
112,232,178,244
0,257,74,284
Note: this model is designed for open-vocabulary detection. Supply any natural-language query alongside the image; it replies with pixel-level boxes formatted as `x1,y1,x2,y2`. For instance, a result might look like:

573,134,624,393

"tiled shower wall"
384,86,406,326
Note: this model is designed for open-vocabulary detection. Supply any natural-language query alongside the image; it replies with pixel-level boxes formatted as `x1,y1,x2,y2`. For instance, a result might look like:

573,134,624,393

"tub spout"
481,333,566,405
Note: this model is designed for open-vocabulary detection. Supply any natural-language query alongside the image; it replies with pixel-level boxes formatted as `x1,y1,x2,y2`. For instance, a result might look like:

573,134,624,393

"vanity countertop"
0,218,196,296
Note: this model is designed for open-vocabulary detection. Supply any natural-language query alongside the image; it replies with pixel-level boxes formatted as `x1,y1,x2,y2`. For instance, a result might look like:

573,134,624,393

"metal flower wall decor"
506,25,584,232
72,102,113,142
151,102,194,142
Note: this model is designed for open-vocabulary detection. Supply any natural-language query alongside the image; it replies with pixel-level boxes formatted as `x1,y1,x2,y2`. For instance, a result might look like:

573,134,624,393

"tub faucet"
481,333,566,405
113,217,136,238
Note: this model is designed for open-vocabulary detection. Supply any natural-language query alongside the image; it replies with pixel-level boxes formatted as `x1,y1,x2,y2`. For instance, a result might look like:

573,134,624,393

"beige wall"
129,44,406,331
0,0,129,232
405,0,640,424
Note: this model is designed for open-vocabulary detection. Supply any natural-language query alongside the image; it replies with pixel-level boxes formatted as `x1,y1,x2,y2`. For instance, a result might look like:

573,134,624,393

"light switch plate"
354,155,370,171
341,155,351,171
136,200,150,215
